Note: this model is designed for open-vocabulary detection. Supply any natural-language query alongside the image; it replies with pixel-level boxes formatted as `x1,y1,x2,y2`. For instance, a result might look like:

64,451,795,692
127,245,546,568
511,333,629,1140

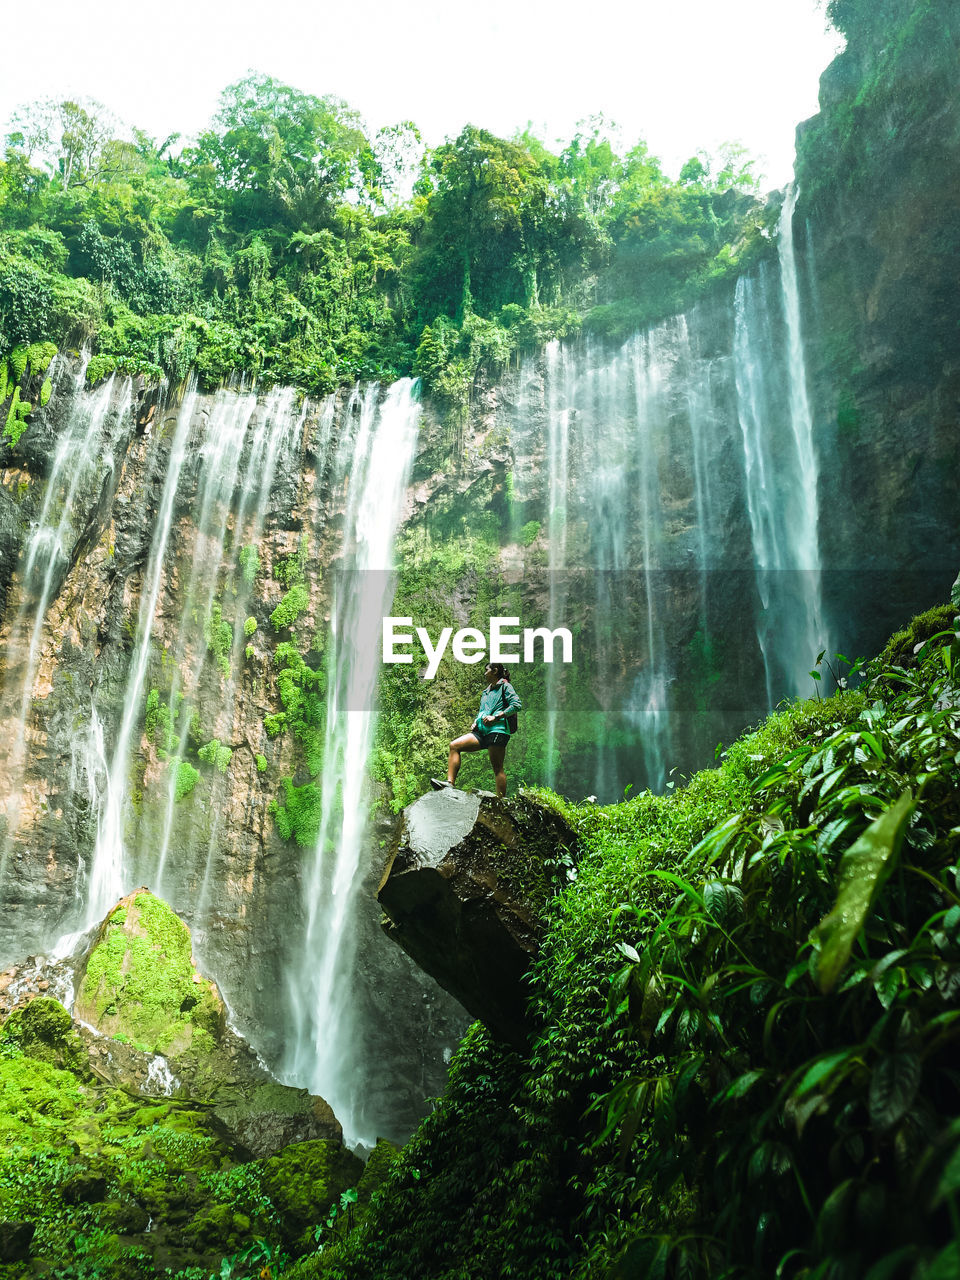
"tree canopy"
0,77,767,397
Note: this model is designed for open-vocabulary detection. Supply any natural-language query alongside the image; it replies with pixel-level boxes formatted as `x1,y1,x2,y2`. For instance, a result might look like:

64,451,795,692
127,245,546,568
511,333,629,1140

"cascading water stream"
733,183,826,704
84,385,198,924
284,378,421,1147
192,390,306,923
543,340,570,789
624,328,671,794
148,388,259,897
779,183,827,668
0,369,128,888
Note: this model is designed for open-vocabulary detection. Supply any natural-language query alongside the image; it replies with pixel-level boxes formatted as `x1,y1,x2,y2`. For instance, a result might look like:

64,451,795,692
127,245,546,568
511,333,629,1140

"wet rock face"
378,790,578,1048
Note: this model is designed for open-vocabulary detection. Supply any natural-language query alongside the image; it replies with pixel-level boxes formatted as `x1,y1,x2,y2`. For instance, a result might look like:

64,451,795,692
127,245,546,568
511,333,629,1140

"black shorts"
474,729,509,749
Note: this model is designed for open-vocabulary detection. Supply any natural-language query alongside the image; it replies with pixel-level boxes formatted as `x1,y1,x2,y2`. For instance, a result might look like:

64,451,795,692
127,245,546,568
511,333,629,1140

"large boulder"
68,888,341,1155
377,790,578,1048
74,888,225,1057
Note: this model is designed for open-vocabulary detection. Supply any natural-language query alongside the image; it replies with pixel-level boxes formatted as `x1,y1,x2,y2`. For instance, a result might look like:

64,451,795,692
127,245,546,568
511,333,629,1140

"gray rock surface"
378,790,578,1048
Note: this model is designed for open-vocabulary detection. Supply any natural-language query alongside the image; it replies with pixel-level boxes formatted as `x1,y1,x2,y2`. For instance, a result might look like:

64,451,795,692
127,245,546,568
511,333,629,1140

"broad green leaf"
934,1141,960,1207
813,790,914,993
868,1051,921,1130
686,813,741,866
924,1240,960,1280
863,1245,918,1279
794,1048,855,1098
724,1068,764,1100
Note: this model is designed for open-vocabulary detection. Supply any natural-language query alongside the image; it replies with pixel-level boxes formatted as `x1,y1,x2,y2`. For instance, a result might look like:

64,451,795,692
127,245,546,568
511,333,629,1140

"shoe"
430,778,453,790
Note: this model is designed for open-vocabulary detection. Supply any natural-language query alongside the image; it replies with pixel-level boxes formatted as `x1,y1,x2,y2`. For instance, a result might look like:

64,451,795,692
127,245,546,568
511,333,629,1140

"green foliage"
256,754,267,774
271,584,309,631
239,544,260,587
330,602,960,1278
3,384,31,444
175,759,200,801
275,535,309,589
145,685,180,756
198,738,233,774
86,353,116,384
269,779,322,847
1,80,764,398
244,615,257,637
519,519,541,546
0,1005,311,1275
205,601,233,677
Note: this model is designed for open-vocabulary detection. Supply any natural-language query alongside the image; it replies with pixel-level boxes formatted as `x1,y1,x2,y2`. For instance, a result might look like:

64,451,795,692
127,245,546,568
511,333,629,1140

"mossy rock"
183,1202,252,1251
0,997,88,1075
0,1053,88,1143
96,1199,151,1235
356,1138,400,1207
879,603,956,668
74,889,225,1055
210,1079,341,1158
262,1138,363,1238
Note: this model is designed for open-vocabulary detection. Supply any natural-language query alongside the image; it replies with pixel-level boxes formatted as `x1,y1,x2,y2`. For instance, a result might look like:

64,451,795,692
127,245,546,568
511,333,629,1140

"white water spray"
284,379,420,1147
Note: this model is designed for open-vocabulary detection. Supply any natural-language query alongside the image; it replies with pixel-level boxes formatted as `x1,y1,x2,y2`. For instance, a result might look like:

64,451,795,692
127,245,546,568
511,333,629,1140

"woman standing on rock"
433,663,521,798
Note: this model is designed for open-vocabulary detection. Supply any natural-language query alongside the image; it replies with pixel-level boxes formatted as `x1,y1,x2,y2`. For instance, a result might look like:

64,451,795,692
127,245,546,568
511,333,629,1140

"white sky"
1,0,842,190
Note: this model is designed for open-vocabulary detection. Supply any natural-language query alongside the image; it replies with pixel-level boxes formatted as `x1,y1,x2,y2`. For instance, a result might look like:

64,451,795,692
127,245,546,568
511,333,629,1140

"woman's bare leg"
488,743,507,797
448,733,483,784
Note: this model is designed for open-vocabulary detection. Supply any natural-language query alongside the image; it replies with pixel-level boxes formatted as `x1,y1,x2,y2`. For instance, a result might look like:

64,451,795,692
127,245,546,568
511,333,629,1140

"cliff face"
794,0,960,653
0,371,468,1145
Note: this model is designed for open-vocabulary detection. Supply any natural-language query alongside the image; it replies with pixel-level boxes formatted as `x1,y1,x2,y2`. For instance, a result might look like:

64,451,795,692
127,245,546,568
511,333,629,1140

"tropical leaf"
813,790,914,993
868,1051,921,1130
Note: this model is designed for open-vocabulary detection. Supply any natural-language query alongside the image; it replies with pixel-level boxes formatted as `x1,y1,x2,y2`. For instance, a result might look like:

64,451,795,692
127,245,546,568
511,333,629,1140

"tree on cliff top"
184,73,378,234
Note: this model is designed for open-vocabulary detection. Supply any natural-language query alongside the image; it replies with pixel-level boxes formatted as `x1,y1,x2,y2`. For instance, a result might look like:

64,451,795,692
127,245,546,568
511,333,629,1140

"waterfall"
0,369,129,887
733,184,826,704
149,388,303,900
543,340,570,788
85,385,198,922
283,378,421,1148
779,184,827,669
622,327,672,794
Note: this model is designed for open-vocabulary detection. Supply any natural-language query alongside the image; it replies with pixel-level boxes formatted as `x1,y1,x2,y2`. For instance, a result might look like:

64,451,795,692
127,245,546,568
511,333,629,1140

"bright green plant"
205,601,233,677
197,739,232,774
270,585,308,632
239,545,260,587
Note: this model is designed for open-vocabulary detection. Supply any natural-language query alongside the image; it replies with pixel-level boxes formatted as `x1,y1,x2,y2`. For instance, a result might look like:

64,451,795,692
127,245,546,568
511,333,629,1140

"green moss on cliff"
197,738,233,774
204,601,233,677
271,583,309,631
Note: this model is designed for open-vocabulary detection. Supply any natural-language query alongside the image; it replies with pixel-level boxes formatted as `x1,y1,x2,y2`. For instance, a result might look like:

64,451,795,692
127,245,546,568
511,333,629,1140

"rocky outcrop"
0,976,373,1274
378,790,578,1047
4,890,343,1158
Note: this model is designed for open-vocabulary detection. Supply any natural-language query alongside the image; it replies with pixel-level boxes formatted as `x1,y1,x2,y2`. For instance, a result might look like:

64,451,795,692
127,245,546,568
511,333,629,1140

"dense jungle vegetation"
300,589,960,1280
0,76,764,407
